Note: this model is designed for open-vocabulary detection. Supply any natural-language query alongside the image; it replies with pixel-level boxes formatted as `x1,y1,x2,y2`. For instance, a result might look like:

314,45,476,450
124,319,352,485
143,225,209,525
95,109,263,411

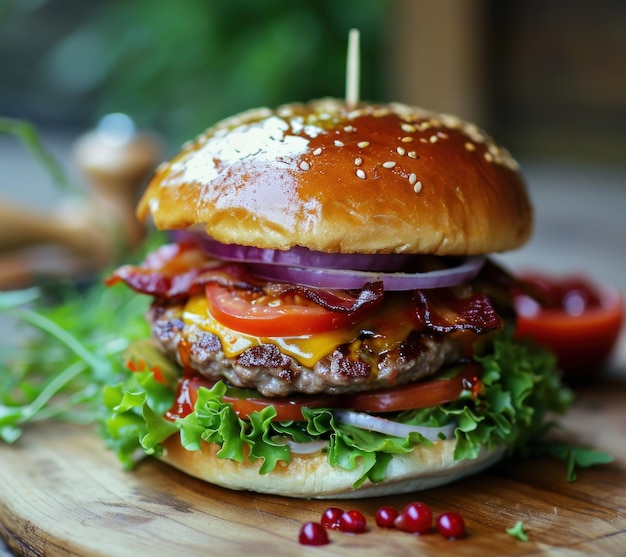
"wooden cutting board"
1,379,625,557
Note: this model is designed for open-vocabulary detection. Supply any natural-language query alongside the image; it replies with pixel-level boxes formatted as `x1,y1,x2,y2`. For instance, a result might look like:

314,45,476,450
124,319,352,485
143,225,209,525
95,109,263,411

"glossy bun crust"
138,99,532,256
160,434,505,499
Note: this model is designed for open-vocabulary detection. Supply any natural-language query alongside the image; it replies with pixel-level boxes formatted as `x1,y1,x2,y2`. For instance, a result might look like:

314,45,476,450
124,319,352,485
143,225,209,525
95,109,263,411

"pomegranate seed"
321,507,344,529
436,512,466,539
394,502,433,535
375,506,399,528
298,522,329,546
338,509,368,533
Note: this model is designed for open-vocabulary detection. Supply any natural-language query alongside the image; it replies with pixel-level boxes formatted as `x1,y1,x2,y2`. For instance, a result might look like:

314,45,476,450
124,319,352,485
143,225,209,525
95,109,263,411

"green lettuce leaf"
175,381,291,474
102,370,177,469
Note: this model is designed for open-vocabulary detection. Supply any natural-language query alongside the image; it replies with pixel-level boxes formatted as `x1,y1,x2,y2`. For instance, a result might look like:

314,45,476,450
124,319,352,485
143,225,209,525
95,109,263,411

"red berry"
436,512,466,539
338,509,368,534
375,506,399,528
298,522,329,546
394,502,433,535
321,507,344,529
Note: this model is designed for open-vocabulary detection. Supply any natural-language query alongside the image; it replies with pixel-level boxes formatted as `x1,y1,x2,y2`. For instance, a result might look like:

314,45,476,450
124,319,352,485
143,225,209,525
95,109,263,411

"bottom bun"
159,434,506,499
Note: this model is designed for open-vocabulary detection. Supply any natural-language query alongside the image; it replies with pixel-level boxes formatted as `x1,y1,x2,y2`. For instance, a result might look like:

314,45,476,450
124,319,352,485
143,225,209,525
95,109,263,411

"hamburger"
104,98,571,498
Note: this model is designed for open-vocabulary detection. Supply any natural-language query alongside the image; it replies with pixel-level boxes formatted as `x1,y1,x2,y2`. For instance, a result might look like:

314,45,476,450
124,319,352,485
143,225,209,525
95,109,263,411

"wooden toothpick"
345,28,360,110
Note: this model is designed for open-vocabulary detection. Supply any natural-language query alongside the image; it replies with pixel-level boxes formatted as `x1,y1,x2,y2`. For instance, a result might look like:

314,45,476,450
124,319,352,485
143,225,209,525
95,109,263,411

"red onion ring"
172,230,485,290
273,437,329,455
333,410,456,441
172,230,415,271
247,257,485,291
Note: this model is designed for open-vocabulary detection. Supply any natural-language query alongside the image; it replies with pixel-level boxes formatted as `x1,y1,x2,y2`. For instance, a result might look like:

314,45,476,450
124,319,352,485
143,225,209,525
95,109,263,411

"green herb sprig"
506,521,529,541
0,117,75,192
0,280,151,444
535,441,614,482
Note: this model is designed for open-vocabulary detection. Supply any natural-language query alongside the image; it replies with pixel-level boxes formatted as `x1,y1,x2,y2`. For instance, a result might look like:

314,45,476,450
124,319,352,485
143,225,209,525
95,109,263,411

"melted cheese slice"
182,294,416,368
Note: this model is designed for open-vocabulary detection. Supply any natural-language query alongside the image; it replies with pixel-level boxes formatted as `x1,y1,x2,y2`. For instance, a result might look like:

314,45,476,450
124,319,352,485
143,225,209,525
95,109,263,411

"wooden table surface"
1,373,625,557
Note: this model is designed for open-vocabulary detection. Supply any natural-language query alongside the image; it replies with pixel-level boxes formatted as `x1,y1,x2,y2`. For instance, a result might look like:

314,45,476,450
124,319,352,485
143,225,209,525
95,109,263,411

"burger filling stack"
105,99,571,498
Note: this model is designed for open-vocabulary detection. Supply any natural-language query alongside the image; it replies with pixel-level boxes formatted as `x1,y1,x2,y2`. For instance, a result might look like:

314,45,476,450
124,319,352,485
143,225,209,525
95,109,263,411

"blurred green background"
1,0,625,162
0,0,389,149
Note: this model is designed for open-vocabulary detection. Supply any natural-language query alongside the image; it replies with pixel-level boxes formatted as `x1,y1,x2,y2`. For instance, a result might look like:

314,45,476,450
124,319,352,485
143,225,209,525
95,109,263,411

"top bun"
138,99,532,256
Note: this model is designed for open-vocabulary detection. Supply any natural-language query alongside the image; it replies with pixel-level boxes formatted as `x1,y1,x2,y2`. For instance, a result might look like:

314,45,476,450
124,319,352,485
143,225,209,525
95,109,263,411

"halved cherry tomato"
515,274,624,381
205,283,361,337
165,365,482,422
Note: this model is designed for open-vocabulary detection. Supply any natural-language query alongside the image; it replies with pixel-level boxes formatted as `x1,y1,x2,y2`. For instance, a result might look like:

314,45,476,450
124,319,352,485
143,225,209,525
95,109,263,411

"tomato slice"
205,283,360,337
339,364,482,413
166,372,335,422
165,365,483,422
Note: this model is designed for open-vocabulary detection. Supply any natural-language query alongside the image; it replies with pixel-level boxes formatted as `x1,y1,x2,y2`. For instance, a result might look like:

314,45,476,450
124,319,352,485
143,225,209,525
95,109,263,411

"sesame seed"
313,147,323,156
464,142,476,151
408,151,418,159
401,123,416,133
354,157,363,166
396,146,406,156
437,132,449,139
334,140,344,147
357,141,370,148
464,124,485,144
484,152,494,162
420,138,428,143
277,106,294,118
413,180,423,193
356,169,366,180
409,173,417,185
344,125,356,132
429,135,438,143
401,136,414,143
382,161,396,168
299,161,310,171
441,113,462,128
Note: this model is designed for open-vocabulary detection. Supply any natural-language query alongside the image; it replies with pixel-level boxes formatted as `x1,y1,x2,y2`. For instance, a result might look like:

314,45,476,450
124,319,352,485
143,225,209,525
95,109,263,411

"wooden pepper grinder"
0,114,161,289
71,112,161,256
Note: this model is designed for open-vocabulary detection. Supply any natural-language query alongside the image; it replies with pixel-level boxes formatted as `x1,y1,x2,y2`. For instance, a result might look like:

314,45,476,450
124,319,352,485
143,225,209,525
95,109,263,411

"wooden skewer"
345,28,361,110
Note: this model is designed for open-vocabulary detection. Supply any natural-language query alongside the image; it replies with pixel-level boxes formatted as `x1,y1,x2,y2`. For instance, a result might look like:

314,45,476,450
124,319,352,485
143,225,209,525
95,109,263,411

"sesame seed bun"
138,98,532,256
160,434,506,499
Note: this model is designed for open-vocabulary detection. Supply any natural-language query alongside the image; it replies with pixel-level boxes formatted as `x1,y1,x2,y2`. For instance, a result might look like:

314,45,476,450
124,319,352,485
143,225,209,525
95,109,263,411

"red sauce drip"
177,338,192,369
462,372,484,398
165,369,198,421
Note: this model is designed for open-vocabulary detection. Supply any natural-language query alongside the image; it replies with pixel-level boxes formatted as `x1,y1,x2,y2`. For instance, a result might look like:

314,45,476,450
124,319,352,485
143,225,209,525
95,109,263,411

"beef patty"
148,301,465,397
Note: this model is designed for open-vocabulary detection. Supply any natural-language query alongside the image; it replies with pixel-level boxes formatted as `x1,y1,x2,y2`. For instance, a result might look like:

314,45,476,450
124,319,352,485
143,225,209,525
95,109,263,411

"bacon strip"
264,280,385,314
413,289,502,334
105,243,214,299
106,243,385,313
